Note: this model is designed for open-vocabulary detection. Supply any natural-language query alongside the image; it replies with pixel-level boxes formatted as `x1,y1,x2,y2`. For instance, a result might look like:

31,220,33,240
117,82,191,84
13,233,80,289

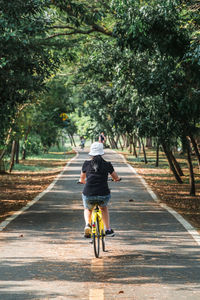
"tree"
0,0,60,149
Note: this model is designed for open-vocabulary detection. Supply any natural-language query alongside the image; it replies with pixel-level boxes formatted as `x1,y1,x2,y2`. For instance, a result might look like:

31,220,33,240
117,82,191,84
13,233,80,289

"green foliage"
67,0,200,147
1,0,199,157
112,0,190,57
24,135,43,155
0,0,60,142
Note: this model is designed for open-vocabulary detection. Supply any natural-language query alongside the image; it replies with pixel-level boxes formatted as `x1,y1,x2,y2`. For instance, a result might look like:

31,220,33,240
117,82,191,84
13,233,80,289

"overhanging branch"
46,29,95,39
46,24,112,39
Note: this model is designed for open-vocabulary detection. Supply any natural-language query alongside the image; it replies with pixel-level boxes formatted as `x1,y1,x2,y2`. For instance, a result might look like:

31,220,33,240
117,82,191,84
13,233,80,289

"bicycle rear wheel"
93,217,100,258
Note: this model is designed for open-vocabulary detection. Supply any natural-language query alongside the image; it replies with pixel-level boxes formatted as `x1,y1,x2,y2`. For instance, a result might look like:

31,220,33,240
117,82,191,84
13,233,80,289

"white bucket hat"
89,142,104,156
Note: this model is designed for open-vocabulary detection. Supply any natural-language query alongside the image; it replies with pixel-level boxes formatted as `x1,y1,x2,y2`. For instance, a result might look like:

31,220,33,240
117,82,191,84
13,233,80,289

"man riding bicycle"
79,142,121,238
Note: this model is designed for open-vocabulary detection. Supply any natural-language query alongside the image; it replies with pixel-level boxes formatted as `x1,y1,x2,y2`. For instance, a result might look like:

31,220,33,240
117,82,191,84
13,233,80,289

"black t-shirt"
82,159,114,196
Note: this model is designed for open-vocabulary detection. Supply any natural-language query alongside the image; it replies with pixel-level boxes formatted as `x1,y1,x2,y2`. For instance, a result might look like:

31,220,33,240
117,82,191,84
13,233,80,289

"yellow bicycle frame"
91,206,105,236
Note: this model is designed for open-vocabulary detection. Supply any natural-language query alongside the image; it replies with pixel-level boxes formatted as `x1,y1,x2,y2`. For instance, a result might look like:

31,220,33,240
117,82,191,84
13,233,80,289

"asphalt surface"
0,149,200,300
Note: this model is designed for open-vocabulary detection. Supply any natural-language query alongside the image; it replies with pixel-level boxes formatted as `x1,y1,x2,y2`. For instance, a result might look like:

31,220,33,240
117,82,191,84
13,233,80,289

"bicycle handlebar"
77,178,121,184
108,178,122,182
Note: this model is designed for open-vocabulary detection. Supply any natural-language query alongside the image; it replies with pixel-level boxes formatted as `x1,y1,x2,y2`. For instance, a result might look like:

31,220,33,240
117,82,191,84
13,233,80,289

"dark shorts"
82,194,111,210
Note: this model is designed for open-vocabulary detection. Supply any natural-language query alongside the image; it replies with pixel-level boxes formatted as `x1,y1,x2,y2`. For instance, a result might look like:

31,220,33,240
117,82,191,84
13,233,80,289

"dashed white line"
89,289,104,300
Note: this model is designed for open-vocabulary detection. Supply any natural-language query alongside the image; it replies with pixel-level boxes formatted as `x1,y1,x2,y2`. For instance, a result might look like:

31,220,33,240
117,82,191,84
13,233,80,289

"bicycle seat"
88,199,104,207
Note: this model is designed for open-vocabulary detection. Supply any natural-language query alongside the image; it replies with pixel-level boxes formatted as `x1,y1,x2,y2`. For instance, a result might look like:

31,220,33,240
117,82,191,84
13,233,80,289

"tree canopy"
1,0,200,191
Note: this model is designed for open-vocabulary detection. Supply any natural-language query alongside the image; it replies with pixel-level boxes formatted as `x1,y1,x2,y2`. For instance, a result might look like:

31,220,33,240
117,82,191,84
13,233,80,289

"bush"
22,136,43,156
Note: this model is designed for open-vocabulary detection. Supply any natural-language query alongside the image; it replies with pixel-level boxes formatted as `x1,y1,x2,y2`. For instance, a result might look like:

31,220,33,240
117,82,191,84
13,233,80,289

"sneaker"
84,224,91,238
105,229,115,237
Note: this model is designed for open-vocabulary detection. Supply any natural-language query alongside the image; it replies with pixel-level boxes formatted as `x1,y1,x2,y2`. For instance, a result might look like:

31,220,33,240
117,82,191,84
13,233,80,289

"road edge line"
0,151,79,232
117,151,200,247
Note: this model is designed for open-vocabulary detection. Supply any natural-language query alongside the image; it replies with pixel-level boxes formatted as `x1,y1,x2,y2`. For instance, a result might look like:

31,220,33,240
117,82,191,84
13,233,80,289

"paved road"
0,149,200,300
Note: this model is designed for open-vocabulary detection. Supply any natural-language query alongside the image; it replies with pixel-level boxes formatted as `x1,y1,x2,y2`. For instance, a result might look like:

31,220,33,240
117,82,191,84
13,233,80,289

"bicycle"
89,200,106,258
77,178,121,258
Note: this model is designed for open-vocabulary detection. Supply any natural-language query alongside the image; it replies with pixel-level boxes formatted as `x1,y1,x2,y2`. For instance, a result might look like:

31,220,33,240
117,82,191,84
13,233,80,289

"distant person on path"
80,136,85,150
99,132,106,144
79,142,121,238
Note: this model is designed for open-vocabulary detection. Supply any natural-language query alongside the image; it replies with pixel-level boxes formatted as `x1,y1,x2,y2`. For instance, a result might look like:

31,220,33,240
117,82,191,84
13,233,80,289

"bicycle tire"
101,229,105,252
93,217,100,258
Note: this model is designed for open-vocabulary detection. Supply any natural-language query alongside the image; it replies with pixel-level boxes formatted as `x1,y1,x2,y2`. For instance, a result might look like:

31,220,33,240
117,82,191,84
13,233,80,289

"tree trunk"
15,139,20,164
22,148,26,160
0,150,6,174
131,135,137,158
186,137,196,196
118,135,124,150
180,135,187,155
71,134,76,147
162,143,183,184
22,125,31,160
156,143,159,167
129,135,132,153
0,126,13,161
137,137,141,158
108,135,116,149
9,140,16,173
146,137,152,148
169,151,184,176
61,135,64,147
115,134,120,149
0,103,30,161
125,134,129,148
112,137,118,149
68,134,73,146
132,134,138,158
141,138,148,164
122,134,126,149
108,136,112,148
189,134,200,171
113,137,118,149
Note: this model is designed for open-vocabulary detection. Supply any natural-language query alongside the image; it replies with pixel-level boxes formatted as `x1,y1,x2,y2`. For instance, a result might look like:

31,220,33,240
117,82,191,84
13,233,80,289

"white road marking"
0,152,79,231
89,289,104,300
118,152,200,246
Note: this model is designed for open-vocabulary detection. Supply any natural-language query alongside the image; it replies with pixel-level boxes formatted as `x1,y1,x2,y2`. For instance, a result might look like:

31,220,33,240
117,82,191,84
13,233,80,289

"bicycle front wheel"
93,217,100,258
101,229,105,252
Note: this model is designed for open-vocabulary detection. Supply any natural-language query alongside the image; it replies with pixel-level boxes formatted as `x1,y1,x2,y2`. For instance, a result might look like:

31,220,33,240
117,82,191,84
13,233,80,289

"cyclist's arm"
79,172,86,184
110,171,120,181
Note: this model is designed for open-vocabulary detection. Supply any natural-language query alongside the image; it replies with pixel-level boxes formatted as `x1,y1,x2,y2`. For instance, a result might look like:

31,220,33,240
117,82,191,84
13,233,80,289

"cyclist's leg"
99,206,110,230
99,195,115,237
82,194,94,225
84,208,92,226
82,194,94,237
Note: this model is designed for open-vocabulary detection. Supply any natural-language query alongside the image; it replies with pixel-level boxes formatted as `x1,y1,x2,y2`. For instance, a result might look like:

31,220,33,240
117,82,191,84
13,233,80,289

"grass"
4,145,75,172
119,147,199,169
25,152,71,160
12,164,55,172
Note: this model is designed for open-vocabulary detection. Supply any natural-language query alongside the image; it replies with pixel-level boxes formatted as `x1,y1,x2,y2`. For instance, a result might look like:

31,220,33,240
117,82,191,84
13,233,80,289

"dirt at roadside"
0,155,75,223
1,149,200,234
122,153,200,232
